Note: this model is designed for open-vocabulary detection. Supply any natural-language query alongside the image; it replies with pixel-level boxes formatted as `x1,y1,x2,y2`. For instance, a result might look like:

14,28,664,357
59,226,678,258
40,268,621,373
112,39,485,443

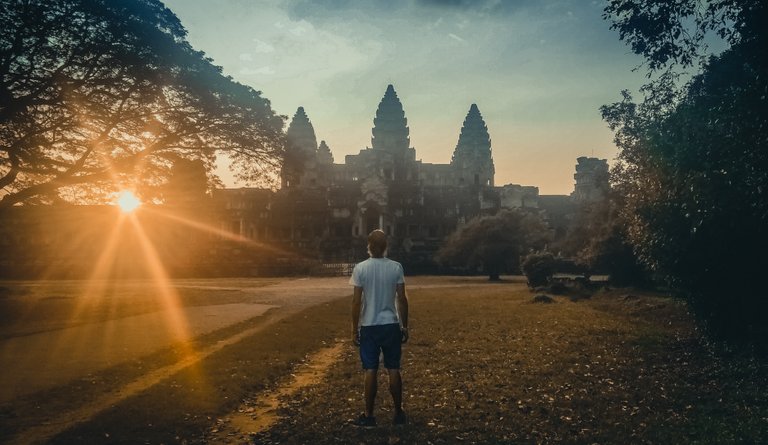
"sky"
162,0,648,195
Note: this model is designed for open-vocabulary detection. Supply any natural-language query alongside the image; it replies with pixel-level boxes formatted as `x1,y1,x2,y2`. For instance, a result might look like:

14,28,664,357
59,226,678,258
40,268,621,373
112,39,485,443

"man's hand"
401,327,409,344
352,331,360,347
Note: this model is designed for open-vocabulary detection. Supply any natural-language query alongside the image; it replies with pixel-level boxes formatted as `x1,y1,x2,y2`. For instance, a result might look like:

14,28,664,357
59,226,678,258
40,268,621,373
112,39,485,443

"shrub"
532,294,555,304
521,251,557,288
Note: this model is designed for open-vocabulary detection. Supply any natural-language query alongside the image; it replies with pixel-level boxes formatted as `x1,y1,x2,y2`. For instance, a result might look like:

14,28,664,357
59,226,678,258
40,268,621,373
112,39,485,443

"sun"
116,190,141,213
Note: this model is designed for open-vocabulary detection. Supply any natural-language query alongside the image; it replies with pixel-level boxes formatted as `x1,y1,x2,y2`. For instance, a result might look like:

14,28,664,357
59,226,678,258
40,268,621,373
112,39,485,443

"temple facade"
214,84,540,267
0,85,609,278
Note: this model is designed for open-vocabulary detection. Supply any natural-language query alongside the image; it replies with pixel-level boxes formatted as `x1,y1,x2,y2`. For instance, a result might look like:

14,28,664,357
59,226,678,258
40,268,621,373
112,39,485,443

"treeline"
602,0,768,353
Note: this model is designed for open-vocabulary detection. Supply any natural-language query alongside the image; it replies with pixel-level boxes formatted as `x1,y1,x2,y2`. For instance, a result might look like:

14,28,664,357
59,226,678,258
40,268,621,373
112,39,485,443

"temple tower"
368,85,416,183
317,140,333,165
286,106,317,155
371,85,410,153
571,156,609,202
314,140,334,189
281,107,318,189
451,104,495,187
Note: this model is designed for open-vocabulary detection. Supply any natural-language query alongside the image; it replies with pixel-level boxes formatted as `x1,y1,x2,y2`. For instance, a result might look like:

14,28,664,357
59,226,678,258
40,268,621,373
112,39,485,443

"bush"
532,294,556,304
521,251,557,288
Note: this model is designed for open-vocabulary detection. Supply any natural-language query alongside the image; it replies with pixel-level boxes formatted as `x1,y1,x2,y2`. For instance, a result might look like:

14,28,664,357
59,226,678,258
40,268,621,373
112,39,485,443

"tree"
558,194,648,287
436,209,551,281
162,158,209,206
0,0,285,208
604,0,766,72
602,0,768,349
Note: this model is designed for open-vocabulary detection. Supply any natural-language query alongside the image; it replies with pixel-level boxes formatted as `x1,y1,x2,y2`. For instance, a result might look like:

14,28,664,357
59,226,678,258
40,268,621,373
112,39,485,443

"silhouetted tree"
605,0,768,73
602,0,768,349
437,209,551,281
558,194,648,286
0,0,285,208
163,158,209,206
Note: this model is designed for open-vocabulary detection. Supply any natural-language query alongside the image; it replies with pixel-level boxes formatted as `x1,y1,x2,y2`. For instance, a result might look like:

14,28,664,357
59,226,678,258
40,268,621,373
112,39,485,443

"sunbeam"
142,205,297,257
127,213,194,345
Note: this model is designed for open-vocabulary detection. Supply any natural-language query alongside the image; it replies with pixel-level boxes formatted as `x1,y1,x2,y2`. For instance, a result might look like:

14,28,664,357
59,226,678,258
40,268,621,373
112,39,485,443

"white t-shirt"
349,257,405,326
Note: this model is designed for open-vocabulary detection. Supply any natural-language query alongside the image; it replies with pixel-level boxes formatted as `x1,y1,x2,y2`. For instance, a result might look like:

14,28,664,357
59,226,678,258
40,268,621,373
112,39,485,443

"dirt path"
204,342,346,444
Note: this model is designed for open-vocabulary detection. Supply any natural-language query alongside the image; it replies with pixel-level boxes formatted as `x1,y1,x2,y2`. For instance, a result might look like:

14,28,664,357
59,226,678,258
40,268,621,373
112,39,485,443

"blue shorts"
359,323,402,370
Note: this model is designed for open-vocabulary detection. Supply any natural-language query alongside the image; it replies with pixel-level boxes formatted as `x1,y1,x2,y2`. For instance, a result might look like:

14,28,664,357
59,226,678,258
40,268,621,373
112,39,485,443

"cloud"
448,33,466,43
239,53,253,61
416,0,538,14
239,66,275,76
419,0,467,6
283,0,411,21
252,38,275,53
289,23,309,36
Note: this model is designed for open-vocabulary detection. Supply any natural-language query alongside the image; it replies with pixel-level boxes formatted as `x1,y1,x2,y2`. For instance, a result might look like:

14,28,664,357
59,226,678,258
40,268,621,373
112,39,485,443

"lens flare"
116,191,141,213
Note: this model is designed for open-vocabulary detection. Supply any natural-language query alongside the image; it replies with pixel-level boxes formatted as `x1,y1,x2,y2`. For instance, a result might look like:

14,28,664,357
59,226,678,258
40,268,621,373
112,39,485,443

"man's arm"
351,286,363,346
396,283,409,342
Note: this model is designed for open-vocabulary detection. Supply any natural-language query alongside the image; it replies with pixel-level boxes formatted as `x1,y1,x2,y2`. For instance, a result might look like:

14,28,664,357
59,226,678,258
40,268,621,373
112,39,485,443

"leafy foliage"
558,196,649,286
602,0,768,349
0,0,285,207
603,0,764,72
162,158,209,206
520,251,557,287
436,209,551,280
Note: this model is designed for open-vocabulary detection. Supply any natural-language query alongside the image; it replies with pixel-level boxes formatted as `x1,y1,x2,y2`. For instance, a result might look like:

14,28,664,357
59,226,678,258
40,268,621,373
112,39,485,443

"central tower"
369,84,416,182
371,84,410,154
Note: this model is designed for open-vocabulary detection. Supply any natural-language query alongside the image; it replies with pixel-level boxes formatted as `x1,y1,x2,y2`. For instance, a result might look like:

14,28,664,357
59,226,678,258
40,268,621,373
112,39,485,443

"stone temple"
0,85,609,278
214,84,564,268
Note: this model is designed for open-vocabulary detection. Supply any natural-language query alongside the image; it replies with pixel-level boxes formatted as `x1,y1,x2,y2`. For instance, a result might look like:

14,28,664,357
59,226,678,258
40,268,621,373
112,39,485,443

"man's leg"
364,369,377,417
380,324,405,421
387,368,403,413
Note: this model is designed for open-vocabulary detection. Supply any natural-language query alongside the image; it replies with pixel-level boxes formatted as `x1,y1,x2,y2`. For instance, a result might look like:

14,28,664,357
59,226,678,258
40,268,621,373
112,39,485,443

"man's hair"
367,229,387,257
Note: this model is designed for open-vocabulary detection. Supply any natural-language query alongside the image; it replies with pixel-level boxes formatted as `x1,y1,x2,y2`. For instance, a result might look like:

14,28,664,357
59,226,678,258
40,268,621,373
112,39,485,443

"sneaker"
352,413,376,428
393,410,407,425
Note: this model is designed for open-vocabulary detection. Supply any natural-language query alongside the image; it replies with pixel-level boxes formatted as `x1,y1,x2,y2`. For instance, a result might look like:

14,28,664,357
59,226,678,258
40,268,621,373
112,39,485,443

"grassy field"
246,283,768,444
3,278,768,444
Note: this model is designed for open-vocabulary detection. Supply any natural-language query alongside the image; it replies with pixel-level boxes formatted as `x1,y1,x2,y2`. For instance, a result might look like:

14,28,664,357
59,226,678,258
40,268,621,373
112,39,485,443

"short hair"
367,229,387,257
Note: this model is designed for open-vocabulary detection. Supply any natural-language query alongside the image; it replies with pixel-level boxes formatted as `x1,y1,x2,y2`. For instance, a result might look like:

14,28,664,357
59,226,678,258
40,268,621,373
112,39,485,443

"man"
350,229,409,427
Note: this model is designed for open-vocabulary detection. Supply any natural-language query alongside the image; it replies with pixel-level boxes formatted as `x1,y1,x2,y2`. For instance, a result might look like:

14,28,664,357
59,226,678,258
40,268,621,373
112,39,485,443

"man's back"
350,257,404,327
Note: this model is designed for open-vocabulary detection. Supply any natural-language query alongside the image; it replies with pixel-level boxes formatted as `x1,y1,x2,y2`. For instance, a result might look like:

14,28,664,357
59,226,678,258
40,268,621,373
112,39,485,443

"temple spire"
282,106,318,189
371,84,410,152
317,140,333,164
451,103,495,186
452,103,492,161
286,106,318,155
